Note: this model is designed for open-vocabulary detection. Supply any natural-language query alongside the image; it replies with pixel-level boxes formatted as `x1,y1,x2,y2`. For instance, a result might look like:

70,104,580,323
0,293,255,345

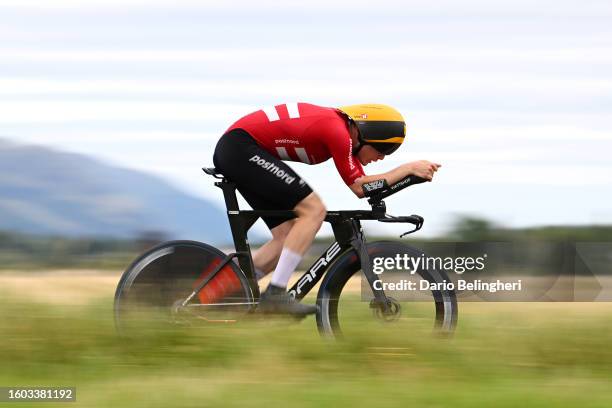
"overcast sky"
1,0,611,237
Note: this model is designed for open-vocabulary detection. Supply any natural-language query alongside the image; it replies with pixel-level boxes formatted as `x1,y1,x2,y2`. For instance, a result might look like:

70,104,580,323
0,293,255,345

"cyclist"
211,103,440,317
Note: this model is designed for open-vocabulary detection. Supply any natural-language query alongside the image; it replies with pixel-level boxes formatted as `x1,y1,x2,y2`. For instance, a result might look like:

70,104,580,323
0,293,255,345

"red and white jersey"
226,102,365,186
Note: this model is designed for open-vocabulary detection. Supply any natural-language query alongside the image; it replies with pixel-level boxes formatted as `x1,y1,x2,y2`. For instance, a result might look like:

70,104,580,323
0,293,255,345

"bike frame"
184,169,425,313
215,177,385,301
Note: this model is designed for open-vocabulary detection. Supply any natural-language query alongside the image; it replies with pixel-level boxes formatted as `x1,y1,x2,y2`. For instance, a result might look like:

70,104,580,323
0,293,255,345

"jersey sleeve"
319,119,365,186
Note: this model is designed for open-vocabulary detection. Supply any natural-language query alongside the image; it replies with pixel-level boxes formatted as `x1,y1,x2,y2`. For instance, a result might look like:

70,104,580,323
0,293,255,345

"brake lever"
378,214,424,237
400,225,421,238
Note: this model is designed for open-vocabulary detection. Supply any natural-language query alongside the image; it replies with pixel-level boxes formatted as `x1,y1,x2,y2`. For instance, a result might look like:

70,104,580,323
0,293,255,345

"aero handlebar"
363,175,429,204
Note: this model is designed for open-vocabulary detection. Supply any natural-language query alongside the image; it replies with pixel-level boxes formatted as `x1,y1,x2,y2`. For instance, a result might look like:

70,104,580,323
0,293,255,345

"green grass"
2,294,612,407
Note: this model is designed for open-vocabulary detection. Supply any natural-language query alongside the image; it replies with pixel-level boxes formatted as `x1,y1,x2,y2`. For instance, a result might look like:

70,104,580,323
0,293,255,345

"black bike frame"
191,168,425,311
206,175,390,305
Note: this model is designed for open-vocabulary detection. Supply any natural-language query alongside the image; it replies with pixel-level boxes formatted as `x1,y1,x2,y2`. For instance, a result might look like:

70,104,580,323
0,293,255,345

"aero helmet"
338,104,406,155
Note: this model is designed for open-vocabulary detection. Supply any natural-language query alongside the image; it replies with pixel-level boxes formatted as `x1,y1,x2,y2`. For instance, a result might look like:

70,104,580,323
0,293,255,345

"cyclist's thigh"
213,130,313,229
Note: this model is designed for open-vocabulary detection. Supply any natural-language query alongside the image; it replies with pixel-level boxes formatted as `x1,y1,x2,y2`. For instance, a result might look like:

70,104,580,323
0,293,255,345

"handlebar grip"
389,175,428,191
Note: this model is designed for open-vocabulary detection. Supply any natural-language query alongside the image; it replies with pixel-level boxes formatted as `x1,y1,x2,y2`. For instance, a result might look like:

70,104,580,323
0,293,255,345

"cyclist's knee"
296,193,326,225
314,200,327,224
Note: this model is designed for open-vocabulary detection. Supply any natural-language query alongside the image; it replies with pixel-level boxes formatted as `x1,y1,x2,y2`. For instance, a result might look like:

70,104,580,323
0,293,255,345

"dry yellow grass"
3,270,612,317
0,269,122,305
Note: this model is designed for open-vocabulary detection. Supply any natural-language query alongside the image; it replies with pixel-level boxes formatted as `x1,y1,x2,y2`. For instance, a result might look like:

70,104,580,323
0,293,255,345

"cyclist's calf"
254,193,326,275
271,220,295,242
279,192,326,256
253,221,294,276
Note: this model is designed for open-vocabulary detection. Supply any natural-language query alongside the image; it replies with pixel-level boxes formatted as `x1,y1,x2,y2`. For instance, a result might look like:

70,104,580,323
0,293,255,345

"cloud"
2,0,612,16
0,101,250,124
0,0,611,232
2,76,612,98
2,47,612,63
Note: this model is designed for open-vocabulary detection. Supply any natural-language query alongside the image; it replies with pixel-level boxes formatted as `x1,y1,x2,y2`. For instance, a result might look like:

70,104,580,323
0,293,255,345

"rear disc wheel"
114,240,254,334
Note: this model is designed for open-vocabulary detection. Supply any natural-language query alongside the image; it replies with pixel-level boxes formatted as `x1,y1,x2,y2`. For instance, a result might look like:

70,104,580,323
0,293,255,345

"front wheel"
114,240,254,334
316,241,458,340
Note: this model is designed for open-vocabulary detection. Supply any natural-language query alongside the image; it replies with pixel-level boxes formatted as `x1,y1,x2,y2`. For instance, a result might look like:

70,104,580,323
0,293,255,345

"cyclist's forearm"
374,164,414,185
362,163,415,186
349,164,413,197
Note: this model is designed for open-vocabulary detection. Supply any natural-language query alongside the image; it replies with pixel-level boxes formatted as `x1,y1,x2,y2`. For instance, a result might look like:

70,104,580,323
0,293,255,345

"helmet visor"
371,142,401,155
356,121,405,155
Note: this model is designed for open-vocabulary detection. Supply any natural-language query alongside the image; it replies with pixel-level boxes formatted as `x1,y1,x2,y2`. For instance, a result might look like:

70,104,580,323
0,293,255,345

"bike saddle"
202,167,224,178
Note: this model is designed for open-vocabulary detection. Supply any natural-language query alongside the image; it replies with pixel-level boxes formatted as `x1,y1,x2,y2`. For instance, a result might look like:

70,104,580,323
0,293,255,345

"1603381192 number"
0,387,75,402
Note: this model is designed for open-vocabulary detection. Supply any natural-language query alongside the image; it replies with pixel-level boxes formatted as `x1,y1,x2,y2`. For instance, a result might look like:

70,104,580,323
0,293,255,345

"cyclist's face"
357,145,385,165
349,122,385,165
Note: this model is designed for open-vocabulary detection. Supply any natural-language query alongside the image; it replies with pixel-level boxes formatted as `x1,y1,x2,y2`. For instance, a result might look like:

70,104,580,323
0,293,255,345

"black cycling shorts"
213,129,313,229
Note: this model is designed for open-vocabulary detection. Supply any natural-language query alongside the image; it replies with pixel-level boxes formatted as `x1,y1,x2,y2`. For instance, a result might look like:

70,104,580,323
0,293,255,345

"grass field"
2,271,612,407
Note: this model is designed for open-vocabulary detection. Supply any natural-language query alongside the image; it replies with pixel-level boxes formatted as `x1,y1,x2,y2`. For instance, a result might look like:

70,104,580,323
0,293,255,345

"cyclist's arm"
349,161,441,198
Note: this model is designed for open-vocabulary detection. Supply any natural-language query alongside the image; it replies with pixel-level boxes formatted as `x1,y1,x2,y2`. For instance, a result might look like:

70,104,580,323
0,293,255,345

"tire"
316,241,458,340
114,240,253,334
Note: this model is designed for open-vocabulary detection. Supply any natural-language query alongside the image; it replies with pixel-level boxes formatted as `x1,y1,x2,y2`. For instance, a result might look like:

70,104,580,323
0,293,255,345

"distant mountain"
0,139,237,244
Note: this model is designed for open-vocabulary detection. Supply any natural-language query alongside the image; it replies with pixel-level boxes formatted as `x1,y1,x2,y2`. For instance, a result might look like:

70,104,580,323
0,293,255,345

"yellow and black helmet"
339,104,406,155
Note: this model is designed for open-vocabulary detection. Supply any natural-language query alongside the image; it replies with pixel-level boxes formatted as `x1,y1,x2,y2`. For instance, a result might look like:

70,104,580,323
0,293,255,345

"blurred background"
1,0,611,250
2,2,612,407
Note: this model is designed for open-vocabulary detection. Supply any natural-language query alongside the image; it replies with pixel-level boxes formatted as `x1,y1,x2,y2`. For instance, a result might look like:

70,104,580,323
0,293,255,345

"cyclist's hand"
405,160,441,181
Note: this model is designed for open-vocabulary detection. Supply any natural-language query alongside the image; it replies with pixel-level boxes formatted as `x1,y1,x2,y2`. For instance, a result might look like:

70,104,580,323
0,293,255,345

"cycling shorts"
213,129,313,229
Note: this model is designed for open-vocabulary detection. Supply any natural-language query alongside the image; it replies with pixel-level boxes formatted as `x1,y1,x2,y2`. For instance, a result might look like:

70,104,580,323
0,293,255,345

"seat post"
215,179,240,212
215,179,258,290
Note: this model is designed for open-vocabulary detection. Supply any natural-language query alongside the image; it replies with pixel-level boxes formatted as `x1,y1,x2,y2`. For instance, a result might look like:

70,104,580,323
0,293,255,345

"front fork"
346,220,394,315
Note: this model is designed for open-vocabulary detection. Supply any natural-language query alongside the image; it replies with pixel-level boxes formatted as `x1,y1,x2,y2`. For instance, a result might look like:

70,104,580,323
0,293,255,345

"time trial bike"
114,168,458,338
